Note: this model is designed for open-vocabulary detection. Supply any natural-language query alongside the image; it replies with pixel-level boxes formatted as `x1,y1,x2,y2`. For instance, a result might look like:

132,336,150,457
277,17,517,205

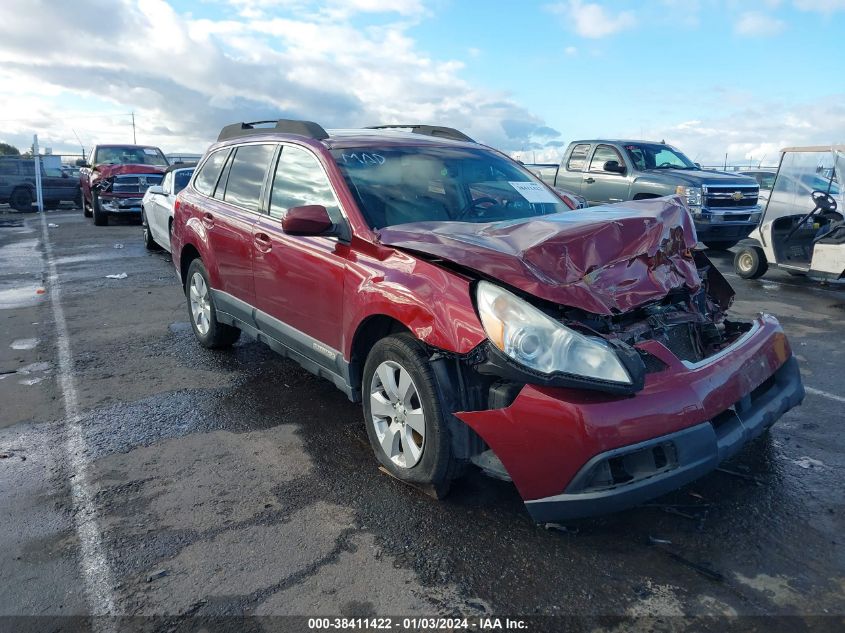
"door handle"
254,232,272,253
201,212,214,229
584,177,596,184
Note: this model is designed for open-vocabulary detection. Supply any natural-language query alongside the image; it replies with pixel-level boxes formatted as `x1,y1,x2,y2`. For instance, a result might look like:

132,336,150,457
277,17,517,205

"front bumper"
524,356,803,522
693,210,760,241
455,314,803,521
100,195,143,214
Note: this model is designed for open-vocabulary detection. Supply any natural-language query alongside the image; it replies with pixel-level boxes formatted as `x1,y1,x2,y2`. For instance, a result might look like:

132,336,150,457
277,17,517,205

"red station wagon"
171,120,804,522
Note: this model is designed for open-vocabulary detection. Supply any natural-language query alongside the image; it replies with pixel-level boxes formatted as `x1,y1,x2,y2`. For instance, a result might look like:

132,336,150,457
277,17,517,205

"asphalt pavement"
0,207,843,632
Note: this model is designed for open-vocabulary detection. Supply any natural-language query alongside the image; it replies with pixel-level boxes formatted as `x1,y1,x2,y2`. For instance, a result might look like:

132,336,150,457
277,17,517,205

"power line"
0,112,135,123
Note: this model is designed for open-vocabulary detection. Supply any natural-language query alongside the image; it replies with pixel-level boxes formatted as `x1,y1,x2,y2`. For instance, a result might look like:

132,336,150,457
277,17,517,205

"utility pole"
131,112,137,144
32,135,44,213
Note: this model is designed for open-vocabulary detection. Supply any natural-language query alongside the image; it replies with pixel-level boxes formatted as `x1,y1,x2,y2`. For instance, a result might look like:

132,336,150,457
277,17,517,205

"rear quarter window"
566,144,591,171
193,150,230,196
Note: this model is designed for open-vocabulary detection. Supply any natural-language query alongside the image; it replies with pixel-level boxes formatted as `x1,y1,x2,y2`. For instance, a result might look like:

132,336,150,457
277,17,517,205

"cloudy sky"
0,0,843,165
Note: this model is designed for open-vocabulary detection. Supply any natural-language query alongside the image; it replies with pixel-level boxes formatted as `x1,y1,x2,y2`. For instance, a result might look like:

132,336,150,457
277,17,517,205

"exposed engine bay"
558,251,751,365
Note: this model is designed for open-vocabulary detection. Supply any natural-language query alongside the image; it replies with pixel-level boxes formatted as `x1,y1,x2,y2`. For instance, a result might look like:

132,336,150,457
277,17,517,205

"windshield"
765,149,843,221
330,146,569,229
94,146,169,167
623,143,697,171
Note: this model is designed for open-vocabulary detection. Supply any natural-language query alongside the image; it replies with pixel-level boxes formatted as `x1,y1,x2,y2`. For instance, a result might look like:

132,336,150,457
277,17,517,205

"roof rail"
217,119,329,142
366,125,475,143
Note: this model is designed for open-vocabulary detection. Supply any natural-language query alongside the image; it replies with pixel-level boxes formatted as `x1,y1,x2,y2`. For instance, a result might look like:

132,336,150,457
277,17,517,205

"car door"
194,144,275,315
559,143,591,195
40,164,71,202
582,144,630,205
149,171,172,246
251,143,348,363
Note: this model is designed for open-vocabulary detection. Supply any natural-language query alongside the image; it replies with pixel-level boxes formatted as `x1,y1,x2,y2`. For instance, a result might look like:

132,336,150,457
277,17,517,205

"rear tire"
734,246,768,279
92,194,108,226
185,259,240,349
362,333,460,495
142,209,161,251
9,188,32,213
704,240,739,251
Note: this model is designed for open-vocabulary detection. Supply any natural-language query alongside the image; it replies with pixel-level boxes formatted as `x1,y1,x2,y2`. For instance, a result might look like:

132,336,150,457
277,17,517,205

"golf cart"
734,145,844,282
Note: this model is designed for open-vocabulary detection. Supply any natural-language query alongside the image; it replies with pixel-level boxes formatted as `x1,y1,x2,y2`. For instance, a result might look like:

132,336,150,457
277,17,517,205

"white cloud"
564,46,578,55
641,96,845,165
0,0,557,154
734,11,786,36
548,0,637,38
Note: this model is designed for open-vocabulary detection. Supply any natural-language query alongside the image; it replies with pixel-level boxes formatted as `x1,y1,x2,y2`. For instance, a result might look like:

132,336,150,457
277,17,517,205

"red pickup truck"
171,120,803,521
78,144,169,226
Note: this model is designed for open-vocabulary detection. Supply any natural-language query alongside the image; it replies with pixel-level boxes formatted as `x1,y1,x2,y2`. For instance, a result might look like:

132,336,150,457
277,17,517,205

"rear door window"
566,144,591,171
223,144,276,212
193,150,230,196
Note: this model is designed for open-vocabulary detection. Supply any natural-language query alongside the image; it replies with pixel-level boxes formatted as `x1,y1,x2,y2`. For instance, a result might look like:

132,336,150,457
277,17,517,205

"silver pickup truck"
527,140,761,249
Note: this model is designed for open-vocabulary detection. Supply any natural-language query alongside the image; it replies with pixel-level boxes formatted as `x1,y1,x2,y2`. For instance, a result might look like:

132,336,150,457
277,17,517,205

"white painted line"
806,386,845,404
38,212,117,623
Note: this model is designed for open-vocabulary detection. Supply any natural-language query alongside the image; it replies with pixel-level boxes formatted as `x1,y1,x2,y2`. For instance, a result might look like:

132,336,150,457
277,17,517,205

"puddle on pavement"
10,338,39,350
0,286,45,310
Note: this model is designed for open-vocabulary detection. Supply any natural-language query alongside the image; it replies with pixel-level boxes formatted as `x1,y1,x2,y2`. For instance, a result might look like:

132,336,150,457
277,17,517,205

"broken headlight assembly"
94,177,113,193
475,281,635,389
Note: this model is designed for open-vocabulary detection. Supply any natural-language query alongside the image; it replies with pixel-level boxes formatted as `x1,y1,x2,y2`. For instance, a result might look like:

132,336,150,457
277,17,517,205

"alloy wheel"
369,360,426,468
189,272,212,336
737,251,754,273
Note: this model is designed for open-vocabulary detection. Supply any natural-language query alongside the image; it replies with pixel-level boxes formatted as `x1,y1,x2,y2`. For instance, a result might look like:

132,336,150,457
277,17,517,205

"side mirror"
76,159,90,168
147,185,165,196
282,204,333,236
603,160,625,174
694,162,702,169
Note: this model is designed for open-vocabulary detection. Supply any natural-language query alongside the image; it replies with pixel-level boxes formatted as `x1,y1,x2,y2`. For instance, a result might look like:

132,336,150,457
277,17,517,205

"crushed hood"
93,164,167,178
377,197,700,315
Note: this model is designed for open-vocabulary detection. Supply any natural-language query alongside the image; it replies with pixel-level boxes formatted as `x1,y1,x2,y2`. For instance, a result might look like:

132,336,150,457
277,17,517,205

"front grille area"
111,173,163,194
705,186,758,209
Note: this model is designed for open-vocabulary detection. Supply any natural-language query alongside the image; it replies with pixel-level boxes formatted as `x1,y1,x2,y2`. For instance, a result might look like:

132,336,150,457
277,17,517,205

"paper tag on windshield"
509,181,559,204
143,149,157,155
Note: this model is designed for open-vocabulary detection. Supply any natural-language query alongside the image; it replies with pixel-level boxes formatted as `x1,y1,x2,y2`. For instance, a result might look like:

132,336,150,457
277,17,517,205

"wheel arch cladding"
349,315,411,395
180,243,201,289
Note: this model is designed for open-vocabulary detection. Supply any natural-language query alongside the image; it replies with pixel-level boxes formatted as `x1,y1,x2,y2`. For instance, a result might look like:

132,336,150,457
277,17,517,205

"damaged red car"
171,120,804,522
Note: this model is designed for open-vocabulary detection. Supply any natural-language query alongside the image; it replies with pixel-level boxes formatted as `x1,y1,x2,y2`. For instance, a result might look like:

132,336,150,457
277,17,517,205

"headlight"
676,185,702,207
475,281,631,384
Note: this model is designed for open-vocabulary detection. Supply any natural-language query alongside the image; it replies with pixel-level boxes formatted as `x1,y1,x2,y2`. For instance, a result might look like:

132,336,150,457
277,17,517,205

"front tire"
704,240,739,251
734,246,768,279
92,194,108,226
142,209,161,251
362,334,459,494
185,259,240,349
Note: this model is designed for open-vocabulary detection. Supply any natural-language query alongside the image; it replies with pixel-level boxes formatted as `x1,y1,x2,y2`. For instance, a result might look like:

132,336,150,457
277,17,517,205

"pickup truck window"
566,144,591,171
589,145,624,173
624,143,696,171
